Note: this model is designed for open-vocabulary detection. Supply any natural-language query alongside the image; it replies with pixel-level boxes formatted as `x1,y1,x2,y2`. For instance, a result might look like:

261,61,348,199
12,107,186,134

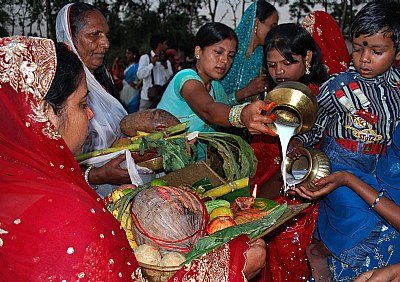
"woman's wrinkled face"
256,12,279,46
196,38,237,80
74,10,110,73
266,48,308,84
352,31,400,78
49,76,93,156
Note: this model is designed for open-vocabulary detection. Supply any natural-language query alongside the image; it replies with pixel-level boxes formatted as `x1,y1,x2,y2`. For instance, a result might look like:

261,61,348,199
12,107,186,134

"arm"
354,264,400,282
234,76,267,102
136,55,154,80
83,155,131,186
295,171,400,231
180,79,276,135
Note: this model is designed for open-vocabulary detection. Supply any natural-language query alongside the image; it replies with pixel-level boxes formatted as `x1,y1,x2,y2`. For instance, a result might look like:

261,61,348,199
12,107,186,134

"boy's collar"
348,65,400,87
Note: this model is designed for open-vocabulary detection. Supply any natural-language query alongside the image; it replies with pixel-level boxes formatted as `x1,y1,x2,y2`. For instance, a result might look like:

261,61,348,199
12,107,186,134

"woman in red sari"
0,36,265,281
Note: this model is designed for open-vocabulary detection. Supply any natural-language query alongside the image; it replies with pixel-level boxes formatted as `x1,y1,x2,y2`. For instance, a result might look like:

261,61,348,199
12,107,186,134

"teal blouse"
157,69,229,159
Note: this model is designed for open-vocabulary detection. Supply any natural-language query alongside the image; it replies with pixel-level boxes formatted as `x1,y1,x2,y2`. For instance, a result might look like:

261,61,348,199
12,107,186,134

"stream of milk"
275,122,298,193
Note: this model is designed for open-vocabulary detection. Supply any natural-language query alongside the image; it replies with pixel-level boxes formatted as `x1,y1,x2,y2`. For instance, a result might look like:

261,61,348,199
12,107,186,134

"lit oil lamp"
235,184,257,210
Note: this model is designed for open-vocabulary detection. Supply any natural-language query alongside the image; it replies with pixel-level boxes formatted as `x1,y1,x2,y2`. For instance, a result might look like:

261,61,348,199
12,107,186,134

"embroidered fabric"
0,35,251,282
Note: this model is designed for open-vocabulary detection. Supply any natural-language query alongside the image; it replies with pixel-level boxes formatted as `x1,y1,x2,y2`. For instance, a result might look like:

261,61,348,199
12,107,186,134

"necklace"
193,66,216,101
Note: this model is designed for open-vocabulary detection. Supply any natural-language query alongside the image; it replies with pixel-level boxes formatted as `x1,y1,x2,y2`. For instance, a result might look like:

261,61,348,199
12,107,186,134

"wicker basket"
138,261,181,282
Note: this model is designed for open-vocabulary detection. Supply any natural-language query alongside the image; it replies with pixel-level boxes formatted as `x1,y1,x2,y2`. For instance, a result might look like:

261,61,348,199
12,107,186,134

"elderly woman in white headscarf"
56,3,131,195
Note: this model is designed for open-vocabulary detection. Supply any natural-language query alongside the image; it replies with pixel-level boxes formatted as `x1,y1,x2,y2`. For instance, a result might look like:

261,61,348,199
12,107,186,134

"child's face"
352,31,400,78
265,48,308,84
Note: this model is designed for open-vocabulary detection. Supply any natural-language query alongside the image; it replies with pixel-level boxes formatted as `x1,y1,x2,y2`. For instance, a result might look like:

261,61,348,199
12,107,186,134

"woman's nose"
220,54,228,64
275,65,285,75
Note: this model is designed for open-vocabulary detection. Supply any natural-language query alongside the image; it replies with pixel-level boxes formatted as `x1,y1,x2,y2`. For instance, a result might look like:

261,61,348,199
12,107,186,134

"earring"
44,102,49,116
195,54,200,59
305,61,311,75
254,23,258,34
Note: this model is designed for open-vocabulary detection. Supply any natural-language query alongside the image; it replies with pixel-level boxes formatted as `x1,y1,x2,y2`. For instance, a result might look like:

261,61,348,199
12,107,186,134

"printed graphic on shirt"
346,113,382,143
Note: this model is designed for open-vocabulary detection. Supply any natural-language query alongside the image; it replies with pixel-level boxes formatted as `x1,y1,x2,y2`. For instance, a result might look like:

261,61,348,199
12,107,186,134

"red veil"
0,36,249,281
302,10,350,75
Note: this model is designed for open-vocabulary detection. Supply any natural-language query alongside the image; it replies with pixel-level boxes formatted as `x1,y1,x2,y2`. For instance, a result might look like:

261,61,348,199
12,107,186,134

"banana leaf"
183,203,287,264
198,132,258,181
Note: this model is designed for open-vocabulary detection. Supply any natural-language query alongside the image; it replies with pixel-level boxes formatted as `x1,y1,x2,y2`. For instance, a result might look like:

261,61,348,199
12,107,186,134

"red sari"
0,36,249,282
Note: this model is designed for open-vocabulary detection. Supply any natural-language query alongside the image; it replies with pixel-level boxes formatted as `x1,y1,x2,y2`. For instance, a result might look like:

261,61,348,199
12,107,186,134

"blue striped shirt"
297,66,400,147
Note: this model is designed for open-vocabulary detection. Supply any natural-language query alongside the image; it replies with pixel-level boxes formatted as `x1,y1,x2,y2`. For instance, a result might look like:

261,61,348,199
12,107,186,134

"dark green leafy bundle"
139,136,196,172
183,203,287,264
198,132,258,181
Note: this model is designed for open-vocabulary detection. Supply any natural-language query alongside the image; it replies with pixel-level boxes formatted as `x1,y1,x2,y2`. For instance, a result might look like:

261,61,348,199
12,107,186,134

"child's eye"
81,103,88,110
373,50,383,55
352,47,360,52
267,63,276,68
214,50,222,55
283,61,292,66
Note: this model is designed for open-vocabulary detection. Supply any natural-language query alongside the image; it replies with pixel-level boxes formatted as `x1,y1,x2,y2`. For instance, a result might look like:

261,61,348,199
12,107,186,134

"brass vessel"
137,156,164,171
264,81,317,135
283,147,331,191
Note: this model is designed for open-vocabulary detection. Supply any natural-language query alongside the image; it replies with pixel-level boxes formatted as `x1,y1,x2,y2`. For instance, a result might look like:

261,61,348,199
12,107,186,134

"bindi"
363,41,368,46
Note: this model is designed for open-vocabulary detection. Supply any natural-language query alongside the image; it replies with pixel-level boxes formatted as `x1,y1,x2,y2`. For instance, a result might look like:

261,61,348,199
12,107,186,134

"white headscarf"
56,3,127,153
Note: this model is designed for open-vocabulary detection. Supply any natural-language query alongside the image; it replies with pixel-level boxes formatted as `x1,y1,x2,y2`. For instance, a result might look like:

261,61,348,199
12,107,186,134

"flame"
252,184,257,199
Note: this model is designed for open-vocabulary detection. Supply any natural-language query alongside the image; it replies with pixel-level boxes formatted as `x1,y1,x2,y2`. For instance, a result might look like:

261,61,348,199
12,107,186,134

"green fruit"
209,206,234,221
204,199,230,214
149,178,169,186
122,188,134,195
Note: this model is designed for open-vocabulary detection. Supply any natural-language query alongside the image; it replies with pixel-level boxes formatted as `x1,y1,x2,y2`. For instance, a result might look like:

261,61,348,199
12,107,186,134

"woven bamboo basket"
138,261,181,282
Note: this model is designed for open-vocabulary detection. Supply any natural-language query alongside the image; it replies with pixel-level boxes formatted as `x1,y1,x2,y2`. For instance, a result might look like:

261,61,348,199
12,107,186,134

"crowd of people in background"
1,0,400,281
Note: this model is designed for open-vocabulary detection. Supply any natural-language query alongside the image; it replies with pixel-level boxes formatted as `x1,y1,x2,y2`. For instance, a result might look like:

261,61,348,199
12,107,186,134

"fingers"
261,101,277,112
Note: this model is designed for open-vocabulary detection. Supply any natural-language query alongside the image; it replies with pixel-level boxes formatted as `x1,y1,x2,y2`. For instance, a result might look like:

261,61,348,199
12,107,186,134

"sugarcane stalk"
164,121,188,136
75,122,189,162
75,143,142,162
202,177,249,198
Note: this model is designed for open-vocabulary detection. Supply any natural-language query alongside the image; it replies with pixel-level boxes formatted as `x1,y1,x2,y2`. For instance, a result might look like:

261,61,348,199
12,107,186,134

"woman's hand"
295,171,352,200
241,100,277,136
244,239,266,280
234,76,267,102
89,155,131,185
354,264,400,282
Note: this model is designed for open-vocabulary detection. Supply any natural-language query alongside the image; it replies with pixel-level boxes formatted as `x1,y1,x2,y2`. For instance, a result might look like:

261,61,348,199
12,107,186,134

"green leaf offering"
183,203,287,264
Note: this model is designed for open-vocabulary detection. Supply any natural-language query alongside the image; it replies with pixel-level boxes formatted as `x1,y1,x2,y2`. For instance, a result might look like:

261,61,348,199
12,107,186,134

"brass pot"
264,81,317,135
283,147,331,191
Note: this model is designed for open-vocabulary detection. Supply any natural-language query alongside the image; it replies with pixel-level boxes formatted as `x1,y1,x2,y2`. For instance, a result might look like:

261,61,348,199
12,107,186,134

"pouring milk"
275,122,298,193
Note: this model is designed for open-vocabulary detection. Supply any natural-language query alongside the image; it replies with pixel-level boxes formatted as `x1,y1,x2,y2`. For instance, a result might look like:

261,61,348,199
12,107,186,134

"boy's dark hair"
150,34,167,50
351,0,400,52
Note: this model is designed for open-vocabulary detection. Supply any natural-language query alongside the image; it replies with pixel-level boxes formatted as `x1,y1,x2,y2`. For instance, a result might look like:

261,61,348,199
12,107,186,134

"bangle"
371,188,385,208
84,165,94,185
229,102,250,128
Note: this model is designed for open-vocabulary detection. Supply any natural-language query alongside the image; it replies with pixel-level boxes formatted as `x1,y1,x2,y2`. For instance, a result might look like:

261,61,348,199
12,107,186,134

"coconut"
131,186,207,256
